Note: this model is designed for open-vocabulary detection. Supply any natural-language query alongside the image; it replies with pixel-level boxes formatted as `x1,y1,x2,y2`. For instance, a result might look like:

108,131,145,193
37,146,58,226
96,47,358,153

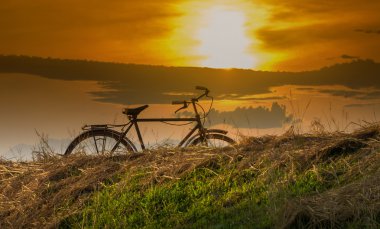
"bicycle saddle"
123,105,149,116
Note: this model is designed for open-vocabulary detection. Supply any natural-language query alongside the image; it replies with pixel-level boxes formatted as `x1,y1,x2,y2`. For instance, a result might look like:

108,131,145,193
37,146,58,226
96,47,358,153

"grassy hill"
1,125,380,228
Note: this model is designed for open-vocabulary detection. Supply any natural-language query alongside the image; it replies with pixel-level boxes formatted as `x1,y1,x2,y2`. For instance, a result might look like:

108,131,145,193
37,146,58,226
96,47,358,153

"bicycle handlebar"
172,100,188,113
172,86,211,114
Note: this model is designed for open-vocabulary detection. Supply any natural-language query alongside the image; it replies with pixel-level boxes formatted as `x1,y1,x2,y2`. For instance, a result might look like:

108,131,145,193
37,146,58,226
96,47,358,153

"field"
1,125,380,228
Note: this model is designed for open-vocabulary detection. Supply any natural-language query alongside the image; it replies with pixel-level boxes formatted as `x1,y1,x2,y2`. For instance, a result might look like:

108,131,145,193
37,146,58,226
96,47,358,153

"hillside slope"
1,125,380,228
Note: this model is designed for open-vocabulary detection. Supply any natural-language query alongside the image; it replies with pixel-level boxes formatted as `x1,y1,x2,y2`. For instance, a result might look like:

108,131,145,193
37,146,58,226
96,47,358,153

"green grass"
61,167,271,228
61,156,358,229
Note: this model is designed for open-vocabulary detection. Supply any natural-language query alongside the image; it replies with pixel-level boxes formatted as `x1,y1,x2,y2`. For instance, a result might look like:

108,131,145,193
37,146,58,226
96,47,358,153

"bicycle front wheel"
64,129,135,156
189,133,236,148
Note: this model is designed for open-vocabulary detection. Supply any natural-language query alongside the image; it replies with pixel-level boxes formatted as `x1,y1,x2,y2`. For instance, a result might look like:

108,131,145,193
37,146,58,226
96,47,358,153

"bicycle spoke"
65,129,134,156
102,136,106,153
93,135,100,154
83,139,92,154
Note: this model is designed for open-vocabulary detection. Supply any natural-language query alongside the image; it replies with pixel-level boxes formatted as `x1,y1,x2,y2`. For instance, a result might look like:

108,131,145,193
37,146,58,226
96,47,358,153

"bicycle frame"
114,117,200,151
110,97,208,152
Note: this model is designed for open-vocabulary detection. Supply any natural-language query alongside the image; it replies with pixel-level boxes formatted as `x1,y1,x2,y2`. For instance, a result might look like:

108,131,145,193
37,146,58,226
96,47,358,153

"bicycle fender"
122,135,138,152
206,129,228,135
185,129,228,146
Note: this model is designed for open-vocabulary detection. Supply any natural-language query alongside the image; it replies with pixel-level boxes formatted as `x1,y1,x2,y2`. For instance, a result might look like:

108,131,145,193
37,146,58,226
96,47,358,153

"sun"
196,7,257,69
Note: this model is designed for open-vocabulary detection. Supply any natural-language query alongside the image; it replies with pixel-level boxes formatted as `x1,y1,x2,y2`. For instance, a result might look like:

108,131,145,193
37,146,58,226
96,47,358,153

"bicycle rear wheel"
189,133,236,148
64,129,135,156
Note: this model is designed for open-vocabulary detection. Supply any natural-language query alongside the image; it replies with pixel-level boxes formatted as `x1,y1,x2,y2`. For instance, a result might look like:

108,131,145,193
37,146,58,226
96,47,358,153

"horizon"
2,54,378,72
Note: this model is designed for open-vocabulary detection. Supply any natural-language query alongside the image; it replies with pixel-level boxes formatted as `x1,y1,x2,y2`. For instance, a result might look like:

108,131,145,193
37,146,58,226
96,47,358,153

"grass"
64,166,272,229
1,124,380,228
66,159,369,228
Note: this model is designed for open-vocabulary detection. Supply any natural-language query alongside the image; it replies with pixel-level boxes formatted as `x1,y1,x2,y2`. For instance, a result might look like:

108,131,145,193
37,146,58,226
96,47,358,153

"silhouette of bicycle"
64,86,235,155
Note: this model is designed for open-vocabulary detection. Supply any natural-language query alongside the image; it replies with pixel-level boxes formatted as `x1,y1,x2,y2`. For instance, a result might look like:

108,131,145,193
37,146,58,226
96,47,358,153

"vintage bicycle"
64,86,235,155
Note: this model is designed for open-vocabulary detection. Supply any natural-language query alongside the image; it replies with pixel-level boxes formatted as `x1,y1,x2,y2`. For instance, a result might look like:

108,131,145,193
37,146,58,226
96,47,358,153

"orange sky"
1,0,380,71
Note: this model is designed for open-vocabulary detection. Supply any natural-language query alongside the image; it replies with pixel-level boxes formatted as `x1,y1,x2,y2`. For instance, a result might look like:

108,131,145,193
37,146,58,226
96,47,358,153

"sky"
1,0,380,71
1,1,380,159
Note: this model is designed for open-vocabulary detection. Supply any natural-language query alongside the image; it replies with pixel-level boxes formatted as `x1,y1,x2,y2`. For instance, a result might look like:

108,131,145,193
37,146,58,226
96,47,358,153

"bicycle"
64,86,236,155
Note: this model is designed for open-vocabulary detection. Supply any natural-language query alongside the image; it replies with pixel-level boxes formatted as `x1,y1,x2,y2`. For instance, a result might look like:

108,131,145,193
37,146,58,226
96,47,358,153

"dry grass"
282,170,380,228
1,155,125,227
0,147,237,228
1,124,380,228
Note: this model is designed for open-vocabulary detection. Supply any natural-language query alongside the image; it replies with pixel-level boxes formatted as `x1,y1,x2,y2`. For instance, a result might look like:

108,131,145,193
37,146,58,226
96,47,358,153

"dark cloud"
216,93,286,101
355,29,380,35
295,87,318,91
316,88,380,100
361,91,380,100
255,23,345,50
344,103,380,108
180,103,292,129
239,96,286,101
318,89,363,98
260,0,358,16
1,56,380,105
206,103,292,129
341,54,359,59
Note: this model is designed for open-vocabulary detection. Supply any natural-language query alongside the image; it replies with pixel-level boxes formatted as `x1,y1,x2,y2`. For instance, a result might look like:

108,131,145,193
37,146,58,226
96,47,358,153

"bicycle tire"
189,133,236,148
64,129,135,156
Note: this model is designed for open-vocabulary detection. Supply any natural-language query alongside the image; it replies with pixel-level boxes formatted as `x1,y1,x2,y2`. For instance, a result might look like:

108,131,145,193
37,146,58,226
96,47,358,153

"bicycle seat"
123,105,149,116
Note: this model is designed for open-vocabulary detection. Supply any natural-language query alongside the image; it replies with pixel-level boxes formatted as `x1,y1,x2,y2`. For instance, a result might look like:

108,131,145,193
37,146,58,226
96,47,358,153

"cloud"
341,54,359,59
179,102,292,129
237,96,287,101
255,24,326,50
315,88,380,100
258,0,380,22
318,89,363,98
344,103,378,108
0,1,181,36
250,0,380,70
0,0,188,65
355,29,380,35
254,22,355,52
205,103,292,129
216,93,286,101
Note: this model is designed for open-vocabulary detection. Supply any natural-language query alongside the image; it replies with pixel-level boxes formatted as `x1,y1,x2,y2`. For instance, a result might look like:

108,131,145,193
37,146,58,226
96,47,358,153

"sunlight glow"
196,7,257,69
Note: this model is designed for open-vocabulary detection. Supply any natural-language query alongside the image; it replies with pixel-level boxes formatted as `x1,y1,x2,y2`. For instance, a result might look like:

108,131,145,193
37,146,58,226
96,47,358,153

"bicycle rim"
190,134,235,148
65,129,133,155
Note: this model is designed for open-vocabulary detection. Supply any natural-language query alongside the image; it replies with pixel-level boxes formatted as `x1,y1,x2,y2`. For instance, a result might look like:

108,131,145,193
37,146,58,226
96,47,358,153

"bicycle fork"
191,101,208,144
